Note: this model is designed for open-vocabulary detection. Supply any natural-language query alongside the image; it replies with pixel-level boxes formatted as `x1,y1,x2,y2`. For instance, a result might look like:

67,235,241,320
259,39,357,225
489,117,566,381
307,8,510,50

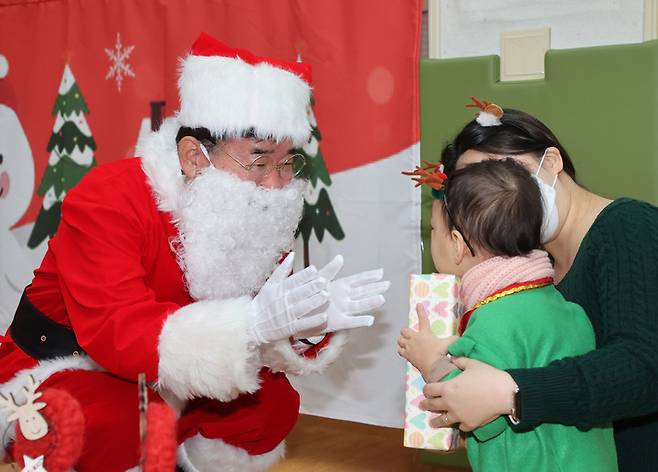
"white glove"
316,255,390,334
248,253,329,345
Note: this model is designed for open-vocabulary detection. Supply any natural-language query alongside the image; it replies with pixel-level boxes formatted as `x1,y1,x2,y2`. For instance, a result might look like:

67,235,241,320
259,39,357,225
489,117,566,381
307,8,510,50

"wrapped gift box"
403,273,462,451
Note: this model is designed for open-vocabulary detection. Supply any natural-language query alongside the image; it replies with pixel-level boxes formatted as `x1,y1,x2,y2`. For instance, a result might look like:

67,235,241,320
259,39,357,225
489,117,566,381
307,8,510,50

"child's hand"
398,303,456,379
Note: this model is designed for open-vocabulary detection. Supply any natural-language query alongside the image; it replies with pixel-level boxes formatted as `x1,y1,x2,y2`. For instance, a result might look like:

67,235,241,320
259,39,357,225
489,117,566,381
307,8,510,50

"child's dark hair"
443,158,543,257
441,108,576,181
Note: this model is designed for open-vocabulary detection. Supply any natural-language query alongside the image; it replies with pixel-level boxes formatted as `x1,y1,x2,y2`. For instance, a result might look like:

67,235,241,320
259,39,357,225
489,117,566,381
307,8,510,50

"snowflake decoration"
105,32,135,92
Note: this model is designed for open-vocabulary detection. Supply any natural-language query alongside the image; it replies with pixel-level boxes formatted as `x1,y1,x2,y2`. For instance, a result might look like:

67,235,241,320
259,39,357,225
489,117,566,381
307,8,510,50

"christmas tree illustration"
28,65,97,248
297,100,345,267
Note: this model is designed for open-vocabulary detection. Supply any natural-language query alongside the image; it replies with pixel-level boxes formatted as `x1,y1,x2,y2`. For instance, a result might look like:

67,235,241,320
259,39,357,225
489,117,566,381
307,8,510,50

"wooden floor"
272,415,469,472
0,415,470,471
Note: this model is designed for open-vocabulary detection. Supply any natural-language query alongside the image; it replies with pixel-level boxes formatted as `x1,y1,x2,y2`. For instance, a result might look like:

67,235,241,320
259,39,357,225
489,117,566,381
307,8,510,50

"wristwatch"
508,384,521,425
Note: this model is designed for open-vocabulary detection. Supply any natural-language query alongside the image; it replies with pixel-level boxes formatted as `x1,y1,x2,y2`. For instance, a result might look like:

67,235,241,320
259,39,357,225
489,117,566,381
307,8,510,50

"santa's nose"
258,169,286,189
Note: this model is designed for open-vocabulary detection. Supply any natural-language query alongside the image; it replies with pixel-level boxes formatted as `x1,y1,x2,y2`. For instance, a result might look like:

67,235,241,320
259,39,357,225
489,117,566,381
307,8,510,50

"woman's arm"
508,202,658,430
422,201,658,431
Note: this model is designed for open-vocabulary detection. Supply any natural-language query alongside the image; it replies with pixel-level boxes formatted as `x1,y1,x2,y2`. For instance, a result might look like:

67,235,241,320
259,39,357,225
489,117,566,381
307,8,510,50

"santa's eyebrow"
252,147,273,155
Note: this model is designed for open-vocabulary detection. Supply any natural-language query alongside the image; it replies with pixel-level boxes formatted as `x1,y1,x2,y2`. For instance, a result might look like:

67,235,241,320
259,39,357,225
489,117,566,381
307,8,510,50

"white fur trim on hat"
260,331,348,376
157,297,262,402
178,435,285,472
177,55,312,147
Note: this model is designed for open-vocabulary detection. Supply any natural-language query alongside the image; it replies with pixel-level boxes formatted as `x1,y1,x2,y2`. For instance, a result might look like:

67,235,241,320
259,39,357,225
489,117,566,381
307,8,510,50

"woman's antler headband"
466,96,504,127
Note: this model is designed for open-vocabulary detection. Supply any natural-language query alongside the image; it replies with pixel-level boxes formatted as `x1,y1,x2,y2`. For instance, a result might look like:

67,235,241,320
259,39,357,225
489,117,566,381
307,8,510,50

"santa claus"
0,32,389,471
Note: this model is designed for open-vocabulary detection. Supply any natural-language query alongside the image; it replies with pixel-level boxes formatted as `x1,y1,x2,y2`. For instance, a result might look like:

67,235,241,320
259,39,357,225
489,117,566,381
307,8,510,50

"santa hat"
0,54,17,110
177,32,313,147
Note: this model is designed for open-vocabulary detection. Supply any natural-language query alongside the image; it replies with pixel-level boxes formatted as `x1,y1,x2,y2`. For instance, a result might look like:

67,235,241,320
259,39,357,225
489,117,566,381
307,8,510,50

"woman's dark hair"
443,158,543,257
441,108,576,180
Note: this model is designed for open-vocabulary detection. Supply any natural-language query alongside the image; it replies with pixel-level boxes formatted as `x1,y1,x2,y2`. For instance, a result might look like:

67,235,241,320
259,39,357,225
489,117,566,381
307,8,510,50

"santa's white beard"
173,167,305,301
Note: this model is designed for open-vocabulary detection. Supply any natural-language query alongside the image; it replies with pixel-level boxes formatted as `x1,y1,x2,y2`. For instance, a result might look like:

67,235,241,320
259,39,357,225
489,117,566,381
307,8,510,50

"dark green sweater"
508,198,658,471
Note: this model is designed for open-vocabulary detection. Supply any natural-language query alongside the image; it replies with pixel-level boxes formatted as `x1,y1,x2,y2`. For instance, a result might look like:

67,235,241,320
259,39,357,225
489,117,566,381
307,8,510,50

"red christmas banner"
0,0,421,427
1,0,419,227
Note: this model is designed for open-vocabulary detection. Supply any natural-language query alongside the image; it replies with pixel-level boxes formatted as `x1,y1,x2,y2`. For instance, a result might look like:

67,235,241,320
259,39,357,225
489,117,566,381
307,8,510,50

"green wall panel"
417,40,658,467
420,40,658,273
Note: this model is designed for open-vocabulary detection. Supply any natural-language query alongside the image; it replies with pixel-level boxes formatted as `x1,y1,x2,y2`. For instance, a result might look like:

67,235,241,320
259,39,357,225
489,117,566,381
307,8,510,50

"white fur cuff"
157,298,261,402
178,435,285,472
260,331,348,376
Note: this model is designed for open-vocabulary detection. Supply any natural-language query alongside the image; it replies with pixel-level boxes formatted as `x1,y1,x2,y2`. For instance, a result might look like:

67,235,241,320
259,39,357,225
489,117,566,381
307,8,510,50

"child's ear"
450,230,468,265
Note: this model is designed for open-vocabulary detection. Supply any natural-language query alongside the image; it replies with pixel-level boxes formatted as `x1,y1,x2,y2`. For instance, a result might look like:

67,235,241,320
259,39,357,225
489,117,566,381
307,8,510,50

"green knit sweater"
508,198,658,471
448,286,617,472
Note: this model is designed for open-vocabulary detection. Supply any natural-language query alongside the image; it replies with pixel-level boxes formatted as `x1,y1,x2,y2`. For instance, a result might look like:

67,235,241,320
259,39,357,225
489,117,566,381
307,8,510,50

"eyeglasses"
443,195,476,257
220,148,306,181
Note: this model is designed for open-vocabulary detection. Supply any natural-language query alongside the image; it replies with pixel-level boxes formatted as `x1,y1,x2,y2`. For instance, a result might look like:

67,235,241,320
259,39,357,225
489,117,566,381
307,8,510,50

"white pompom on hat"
177,32,313,147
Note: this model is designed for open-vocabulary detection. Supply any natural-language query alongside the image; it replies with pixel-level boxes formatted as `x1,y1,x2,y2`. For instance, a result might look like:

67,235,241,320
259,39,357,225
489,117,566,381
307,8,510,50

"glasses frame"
218,147,306,180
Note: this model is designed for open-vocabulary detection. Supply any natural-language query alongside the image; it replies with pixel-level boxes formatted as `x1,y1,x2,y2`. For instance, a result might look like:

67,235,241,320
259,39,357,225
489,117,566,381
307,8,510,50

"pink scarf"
460,250,555,311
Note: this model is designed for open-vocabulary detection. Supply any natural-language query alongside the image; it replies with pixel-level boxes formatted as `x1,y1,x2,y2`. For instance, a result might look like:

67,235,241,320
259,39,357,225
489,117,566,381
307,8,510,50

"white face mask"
199,142,213,164
532,149,559,243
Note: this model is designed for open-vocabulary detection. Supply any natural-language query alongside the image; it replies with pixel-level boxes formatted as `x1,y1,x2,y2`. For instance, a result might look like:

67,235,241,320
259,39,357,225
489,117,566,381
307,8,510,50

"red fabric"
0,341,39,384
8,159,187,382
13,389,85,472
3,1,420,228
190,32,312,85
10,369,298,471
0,158,315,468
301,332,333,358
23,370,163,471
143,402,177,472
178,369,300,456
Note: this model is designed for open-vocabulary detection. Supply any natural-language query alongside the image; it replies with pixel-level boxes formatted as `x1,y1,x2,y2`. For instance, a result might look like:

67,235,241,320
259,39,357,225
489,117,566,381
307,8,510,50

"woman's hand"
397,303,457,379
420,357,518,431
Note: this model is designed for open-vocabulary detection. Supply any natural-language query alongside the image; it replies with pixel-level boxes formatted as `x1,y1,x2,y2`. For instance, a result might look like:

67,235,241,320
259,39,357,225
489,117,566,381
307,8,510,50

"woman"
420,106,658,471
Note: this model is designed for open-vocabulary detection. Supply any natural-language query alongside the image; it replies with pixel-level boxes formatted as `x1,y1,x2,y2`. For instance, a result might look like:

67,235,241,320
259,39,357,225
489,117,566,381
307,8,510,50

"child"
399,158,618,471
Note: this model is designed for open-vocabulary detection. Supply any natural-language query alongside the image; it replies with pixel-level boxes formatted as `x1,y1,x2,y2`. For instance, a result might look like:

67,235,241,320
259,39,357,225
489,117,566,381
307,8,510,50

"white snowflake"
105,32,135,92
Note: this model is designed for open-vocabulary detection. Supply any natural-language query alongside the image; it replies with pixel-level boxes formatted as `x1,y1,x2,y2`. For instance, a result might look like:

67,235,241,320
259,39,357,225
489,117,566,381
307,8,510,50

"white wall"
436,0,644,59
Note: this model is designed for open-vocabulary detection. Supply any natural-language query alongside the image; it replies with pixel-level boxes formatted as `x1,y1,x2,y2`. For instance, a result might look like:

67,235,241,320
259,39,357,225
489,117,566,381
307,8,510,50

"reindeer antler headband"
402,97,504,197
466,96,504,127
401,161,447,199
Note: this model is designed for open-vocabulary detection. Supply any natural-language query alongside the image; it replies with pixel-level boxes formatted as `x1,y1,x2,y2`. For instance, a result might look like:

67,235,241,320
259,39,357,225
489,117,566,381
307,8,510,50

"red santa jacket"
0,118,345,404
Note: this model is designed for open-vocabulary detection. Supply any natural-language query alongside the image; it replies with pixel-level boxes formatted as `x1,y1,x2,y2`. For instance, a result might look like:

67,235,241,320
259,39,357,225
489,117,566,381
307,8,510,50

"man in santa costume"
0,32,389,471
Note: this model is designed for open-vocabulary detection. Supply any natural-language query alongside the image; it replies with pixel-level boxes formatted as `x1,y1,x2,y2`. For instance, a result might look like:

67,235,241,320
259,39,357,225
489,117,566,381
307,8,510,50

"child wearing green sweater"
399,158,617,471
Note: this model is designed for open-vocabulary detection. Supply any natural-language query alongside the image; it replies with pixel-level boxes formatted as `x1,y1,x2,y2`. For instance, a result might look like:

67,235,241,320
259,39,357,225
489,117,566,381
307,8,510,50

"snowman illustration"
0,54,39,333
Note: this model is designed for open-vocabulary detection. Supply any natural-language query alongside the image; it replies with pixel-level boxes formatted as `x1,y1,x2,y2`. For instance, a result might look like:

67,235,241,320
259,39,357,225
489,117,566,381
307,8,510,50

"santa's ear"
177,137,209,178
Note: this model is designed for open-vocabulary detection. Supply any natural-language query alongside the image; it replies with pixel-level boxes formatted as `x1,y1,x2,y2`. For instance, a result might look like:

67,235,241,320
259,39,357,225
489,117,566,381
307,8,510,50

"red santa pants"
21,368,299,471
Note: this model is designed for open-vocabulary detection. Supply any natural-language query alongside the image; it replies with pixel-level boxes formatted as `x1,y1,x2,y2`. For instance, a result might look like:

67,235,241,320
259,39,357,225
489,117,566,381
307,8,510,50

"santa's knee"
1,369,168,472
177,435,286,472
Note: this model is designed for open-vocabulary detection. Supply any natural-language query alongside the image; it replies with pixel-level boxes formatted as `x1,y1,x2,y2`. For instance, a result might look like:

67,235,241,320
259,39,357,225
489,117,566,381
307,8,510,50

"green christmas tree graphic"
28,64,97,248
297,101,345,267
